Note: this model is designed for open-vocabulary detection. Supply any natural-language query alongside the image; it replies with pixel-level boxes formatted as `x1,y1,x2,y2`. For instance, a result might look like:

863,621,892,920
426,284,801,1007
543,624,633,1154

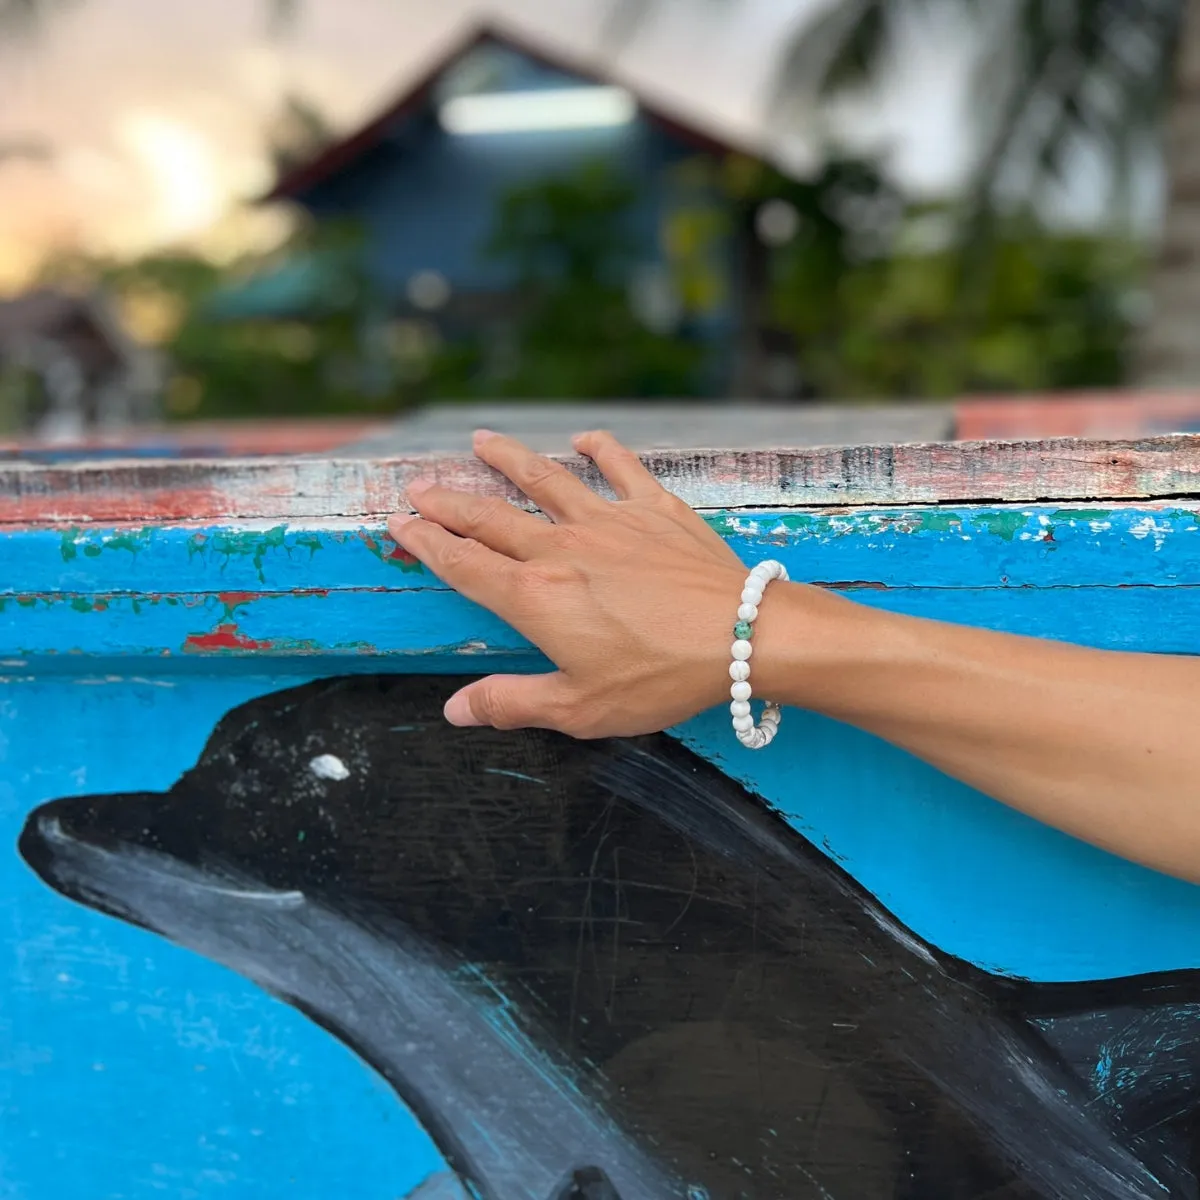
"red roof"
263,20,755,203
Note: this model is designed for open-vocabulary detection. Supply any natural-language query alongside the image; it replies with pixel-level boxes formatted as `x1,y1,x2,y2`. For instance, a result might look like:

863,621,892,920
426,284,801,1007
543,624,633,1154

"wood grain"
6,435,1200,524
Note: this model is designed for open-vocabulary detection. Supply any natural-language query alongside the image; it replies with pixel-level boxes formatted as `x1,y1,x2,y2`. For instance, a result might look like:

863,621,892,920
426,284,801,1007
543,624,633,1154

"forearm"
758,584,1200,882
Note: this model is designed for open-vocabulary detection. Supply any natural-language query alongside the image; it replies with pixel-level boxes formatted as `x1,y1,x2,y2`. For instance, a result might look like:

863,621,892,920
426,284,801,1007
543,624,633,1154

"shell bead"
726,560,789,751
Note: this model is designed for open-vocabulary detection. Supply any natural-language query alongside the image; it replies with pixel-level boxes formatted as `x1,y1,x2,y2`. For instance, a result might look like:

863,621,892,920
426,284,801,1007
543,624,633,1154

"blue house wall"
286,42,735,361
297,110,690,298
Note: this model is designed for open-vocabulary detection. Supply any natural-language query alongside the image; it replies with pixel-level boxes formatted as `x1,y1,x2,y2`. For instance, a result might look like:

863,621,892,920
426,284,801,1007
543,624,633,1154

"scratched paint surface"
4,503,1200,1196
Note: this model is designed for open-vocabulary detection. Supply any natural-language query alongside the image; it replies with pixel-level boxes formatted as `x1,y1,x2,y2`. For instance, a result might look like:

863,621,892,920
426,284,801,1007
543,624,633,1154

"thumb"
444,672,571,731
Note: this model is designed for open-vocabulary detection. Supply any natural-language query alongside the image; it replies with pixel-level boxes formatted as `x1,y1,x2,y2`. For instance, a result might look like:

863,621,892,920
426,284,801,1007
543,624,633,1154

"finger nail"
406,478,433,500
389,513,415,528
444,691,482,727
571,433,587,450
473,428,497,445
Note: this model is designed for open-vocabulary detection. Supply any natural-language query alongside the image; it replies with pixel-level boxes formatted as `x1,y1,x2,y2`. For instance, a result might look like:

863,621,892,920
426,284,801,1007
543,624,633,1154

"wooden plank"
5,506,1198,596
7,435,1200,524
4,583,1200,662
4,504,1199,660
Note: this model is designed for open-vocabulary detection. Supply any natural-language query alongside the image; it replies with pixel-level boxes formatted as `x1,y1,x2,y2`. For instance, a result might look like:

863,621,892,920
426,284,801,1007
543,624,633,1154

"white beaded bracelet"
730,559,789,750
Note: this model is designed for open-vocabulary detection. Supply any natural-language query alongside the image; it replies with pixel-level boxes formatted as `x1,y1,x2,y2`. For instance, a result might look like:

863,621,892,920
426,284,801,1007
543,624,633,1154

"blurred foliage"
29,156,1142,416
726,155,1140,397
423,155,1139,403
424,163,705,399
37,220,400,420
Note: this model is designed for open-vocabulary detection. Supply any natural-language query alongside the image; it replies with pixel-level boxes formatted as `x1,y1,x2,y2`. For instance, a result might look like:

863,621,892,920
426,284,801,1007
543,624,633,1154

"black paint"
19,675,1200,1199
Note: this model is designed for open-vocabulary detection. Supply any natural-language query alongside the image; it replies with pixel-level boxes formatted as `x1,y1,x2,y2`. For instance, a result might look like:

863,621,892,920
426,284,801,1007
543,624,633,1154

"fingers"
387,512,520,615
406,479,548,561
572,429,662,501
473,430,603,522
444,672,573,731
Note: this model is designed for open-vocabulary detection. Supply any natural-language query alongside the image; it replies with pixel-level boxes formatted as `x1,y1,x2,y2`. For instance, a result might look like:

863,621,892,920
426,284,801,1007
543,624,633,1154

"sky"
0,0,990,292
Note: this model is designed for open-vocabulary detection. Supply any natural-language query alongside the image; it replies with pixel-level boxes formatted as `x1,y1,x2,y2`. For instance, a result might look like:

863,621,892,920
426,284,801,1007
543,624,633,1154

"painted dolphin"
19,674,1200,1199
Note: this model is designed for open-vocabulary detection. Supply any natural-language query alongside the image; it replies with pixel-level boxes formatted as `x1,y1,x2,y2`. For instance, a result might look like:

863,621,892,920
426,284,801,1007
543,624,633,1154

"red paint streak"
218,591,259,610
184,623,274,652
360,529,421,568
387,545,420,566
220,588,328,606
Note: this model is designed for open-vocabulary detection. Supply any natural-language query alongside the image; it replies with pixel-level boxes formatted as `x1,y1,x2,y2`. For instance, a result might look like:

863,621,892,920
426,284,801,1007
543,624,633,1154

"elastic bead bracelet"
729,559,788,750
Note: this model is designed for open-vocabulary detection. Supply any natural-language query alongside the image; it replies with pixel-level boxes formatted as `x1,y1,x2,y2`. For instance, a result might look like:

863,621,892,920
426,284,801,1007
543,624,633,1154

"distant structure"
0,289,163,440
213,22,793,396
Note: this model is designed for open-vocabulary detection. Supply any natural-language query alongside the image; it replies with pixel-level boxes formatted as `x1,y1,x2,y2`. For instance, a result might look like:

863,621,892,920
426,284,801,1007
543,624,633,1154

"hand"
387,429,757,737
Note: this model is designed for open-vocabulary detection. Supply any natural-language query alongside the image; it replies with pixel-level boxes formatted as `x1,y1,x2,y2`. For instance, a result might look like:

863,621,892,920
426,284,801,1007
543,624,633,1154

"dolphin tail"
1020,978,1200,1199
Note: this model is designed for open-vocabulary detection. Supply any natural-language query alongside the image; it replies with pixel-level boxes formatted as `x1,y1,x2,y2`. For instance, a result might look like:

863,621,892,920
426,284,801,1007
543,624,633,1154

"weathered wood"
6,435,1200,524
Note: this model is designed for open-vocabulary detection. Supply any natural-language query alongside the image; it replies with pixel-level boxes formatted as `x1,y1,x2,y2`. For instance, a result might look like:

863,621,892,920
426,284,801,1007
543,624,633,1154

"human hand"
387,429,761,737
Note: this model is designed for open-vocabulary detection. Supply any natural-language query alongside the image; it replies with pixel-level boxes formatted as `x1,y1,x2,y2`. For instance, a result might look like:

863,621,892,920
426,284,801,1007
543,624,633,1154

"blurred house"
0,289,163,440
210,23,777,395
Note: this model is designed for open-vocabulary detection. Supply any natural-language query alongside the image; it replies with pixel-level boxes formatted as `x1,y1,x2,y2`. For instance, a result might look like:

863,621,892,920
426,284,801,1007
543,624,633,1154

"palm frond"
766,0,879,128
769,0,1182,220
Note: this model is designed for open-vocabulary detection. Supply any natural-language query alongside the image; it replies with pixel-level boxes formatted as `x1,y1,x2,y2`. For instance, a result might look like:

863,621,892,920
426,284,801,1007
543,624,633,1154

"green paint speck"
297,831,306,843
62,528,152,561
972,511,1028,541
103,532,150,557
1049,508,1113,524
911,511,962,534
189,525,290,582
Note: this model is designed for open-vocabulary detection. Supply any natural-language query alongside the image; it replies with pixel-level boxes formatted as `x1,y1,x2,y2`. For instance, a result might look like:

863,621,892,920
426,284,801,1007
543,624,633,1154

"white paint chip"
309,754,350,782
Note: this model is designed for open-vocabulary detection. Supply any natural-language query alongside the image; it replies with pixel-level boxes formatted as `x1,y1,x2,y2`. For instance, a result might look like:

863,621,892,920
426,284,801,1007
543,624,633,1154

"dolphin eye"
309,754,350,782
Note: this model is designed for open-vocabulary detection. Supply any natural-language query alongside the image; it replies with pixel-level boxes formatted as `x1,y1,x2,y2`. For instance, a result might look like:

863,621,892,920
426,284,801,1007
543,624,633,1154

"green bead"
733,621,753,640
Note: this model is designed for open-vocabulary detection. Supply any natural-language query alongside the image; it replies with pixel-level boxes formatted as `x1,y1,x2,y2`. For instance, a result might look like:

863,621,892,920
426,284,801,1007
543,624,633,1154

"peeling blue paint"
7,501,1200,1198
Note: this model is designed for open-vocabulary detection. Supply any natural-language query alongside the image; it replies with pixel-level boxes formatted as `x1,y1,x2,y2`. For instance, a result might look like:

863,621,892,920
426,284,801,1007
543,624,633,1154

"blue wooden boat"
4,413,1200,1199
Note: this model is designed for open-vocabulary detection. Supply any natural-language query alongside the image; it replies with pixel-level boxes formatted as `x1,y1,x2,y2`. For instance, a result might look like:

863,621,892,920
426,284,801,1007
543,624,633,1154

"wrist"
751,582,916,719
